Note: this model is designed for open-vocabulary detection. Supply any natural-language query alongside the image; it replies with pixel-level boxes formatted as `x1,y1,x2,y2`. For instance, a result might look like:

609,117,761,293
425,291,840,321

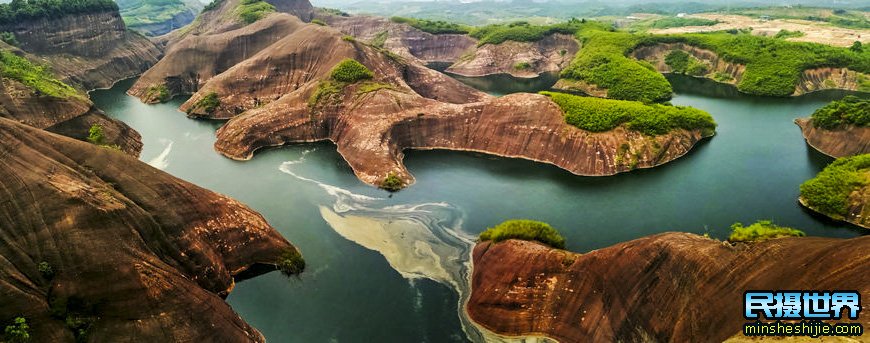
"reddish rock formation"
0,116,299,342
0,68,141,155
191,24,708,187
468,234,870,342
446,34,578,78
795,118,870,158
0,9,161,90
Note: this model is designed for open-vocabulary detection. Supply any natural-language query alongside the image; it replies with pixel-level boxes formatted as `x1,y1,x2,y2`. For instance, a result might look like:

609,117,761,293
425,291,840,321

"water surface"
91,75,866,343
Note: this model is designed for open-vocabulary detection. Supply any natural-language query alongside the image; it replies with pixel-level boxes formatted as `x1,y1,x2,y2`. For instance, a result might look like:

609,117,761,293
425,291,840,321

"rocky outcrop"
795,118,870,158
0,116,299,342
0,10,161,90
0,74,141,156
446,34,578,78
632,43,744,86
128,1,308,102
468,234,870,342
632,43,870,95
327,16,476,65
193,23,709,187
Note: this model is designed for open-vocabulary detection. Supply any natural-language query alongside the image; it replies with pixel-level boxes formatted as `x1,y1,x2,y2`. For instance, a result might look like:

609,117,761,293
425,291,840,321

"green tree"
850,41,863,52
87,124,104,145
4,317,29,343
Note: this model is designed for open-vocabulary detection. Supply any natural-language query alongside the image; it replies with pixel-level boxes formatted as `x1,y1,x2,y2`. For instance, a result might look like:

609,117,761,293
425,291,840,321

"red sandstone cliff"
795,118,870,158
468,234,870,342
0,116,299,342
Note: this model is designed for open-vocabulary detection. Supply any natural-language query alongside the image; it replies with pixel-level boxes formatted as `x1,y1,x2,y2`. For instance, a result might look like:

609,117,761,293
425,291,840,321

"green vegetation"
118,0,200,34
87,124,105,145
390,16,470,35
234,0,274,24
145,84,170,103
329,59,374,83
0,51,79,98
277,248,305,276
4,317,29,343
712,72,733,82
810,96,869,129
800,154,870,220
774,30,804,40
308,80,343,108
356,82,398,96
851,41,863,53
478,219,566,249
38,261,54,279
370,31,388,49
188,92,220,115
541,91,715,136
311,18,326,26
380,172,404,192
649,17,718,29
341,35,355,42
0,32,17,46
664,50,708,76
319,8,348,17
203,0,221,12
0,0,118,25
560,24,673,103
728,220,805,243
641,32,870,97
469,19,582,46
514,61,531,70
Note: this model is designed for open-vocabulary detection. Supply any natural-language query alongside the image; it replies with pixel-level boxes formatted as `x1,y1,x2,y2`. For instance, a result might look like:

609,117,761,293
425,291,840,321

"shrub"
87,124,104,145
514,61,531,70
380,172,404,192
189,92,220,114
800,154,870,219
810,96,870,129
774,30,804,39
541,91,716,136
0,32,17,46
311,19,326,26
234,0,275,24
664,50,707,76
329,59,373,83
341,35,355,42
38,261,54,279
0,51,78,98
4,317,29,343
308,80,343,108
277,248,305,276
728,220,805,243
370,31,388,48
479,220,566,249
851,41,863,53
390,16,470,35
144,84,169,103
356,82,397,96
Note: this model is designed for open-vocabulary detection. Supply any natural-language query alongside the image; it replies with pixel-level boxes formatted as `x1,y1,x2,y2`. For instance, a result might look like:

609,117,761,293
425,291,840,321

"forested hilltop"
0,0,118,25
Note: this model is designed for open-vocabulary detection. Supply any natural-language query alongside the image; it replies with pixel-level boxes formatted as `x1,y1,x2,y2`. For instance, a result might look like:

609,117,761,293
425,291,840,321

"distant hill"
118,0,205,36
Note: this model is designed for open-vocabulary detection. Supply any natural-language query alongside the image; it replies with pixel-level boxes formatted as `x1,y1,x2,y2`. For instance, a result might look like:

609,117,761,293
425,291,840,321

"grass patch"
774,30,804,40
356,82,398,96
308,80,343,108
0,51,79,98
514,61,532,70
479,219,566,249
469,19,583,46
187,92,220,115
277,248,305,276
560,23,673,103
370,31,388,49
800,154,870,220
145,84,170,103
541,91,716,136
380,172,404,192
234,0,275,24
330,59,374,83
728,220,805,243
390,16,471,35
810,96,869,129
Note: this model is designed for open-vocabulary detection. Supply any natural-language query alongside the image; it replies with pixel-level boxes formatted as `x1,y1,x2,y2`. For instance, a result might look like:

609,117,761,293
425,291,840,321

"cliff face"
446,34,578,78
468,234,870,342
795,118,870,158
0,73,142,156
129,9,196,36
328,16,476,65
632,43,869,95
191,23,708,187
0,10,161,90
128,4,307,102
0,117,298,342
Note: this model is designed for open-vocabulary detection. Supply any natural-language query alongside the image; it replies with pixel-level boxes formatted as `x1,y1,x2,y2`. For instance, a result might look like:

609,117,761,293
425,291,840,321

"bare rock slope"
795,118,870,158
469,234,870,342
0,116,298,342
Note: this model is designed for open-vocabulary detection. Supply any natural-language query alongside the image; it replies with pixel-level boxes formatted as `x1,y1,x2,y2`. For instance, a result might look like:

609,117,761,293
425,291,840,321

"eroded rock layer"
469,234,870,342
446,34,578,78
795,118,870,158
0,117,297,342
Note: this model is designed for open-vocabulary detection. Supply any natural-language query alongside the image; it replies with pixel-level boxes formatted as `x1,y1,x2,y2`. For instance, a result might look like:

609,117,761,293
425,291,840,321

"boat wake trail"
147,139,173,170
278,149,550,343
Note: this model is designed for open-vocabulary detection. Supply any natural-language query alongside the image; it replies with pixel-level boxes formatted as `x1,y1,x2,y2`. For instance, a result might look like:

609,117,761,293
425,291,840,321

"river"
90,74,866,342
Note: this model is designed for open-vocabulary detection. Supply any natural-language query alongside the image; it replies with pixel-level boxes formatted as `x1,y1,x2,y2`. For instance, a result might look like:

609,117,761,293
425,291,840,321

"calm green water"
91,76,866,343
